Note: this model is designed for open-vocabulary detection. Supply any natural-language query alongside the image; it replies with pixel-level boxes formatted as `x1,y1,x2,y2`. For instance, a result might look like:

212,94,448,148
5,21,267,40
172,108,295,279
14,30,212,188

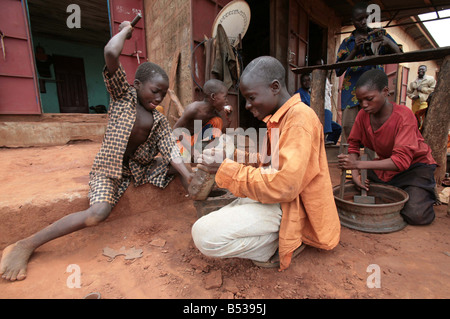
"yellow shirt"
215,94,340,270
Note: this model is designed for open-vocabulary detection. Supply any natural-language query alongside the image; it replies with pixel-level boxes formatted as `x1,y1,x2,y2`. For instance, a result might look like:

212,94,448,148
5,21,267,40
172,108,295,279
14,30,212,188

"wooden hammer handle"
360,168,368,196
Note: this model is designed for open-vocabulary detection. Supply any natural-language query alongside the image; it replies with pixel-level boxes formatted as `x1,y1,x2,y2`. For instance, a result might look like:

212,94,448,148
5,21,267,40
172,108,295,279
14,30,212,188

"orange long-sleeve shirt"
215,94,340,270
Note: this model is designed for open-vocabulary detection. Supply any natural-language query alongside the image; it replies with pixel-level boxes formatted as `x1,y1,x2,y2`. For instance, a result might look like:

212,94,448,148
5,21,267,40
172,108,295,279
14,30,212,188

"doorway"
27,0,111,114
308,20,327,65
239,0,271,129
53,55,89,113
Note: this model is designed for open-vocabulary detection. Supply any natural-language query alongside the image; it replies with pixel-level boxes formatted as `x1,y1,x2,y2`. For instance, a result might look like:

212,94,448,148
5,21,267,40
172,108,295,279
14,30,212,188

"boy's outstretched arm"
170,158,193,191
173,105,195,131
173,106,196,151
173,114,189,131
104,21,133,74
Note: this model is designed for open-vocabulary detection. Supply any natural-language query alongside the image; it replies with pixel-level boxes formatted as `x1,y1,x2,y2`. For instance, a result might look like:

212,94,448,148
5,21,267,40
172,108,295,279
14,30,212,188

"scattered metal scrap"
102,246,143,261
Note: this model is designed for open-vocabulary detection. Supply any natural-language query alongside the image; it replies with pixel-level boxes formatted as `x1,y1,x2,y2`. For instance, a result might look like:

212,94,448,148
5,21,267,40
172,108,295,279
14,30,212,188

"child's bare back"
181,101,219,134
173,79,230,135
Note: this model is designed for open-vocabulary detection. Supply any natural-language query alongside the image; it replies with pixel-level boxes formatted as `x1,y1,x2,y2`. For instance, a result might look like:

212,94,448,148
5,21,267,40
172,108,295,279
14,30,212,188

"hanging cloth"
211,24,238,90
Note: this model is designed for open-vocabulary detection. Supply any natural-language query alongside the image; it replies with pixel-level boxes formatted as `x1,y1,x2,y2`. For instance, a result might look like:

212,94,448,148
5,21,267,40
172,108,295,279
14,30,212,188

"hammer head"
353,195,376,204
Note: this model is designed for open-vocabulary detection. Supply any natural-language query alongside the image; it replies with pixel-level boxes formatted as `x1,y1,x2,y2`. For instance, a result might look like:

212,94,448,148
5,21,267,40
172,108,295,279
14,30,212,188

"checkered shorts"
88,167,132,208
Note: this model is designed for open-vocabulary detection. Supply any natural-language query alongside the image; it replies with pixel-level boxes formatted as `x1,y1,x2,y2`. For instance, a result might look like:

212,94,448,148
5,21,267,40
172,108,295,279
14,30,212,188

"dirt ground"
0,141,449,299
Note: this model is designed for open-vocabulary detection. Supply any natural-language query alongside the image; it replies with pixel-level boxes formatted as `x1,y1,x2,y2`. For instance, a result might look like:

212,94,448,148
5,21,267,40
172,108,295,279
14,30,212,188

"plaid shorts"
88,167,132,208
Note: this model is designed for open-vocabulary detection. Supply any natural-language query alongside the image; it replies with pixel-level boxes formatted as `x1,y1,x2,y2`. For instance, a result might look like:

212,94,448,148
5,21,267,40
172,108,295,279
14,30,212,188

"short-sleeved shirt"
90,64,181,188
336,28,398,110
347,103,436,182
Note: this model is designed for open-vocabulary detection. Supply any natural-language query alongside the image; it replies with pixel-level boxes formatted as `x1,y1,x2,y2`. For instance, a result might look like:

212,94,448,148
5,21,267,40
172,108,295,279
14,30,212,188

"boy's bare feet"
0,241,34,281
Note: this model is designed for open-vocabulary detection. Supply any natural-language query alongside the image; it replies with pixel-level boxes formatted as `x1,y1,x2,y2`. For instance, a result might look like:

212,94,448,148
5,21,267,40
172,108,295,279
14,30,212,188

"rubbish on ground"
102,246,143,261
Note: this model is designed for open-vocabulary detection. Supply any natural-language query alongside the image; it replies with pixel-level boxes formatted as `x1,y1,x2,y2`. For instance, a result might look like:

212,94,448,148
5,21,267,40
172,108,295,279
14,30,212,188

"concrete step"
0,114,107,148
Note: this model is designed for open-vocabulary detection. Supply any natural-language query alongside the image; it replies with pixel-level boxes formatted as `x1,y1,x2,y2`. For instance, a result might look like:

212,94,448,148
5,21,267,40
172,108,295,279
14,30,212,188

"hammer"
130,13,142,27
124,14,141,40
353,154,375,204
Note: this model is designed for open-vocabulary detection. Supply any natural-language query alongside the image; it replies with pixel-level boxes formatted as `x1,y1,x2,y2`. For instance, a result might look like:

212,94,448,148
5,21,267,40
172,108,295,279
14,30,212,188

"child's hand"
223,105,232,121
186,172,194,184
354,35,367,48
352,172,370,192
197,148,226,174
337,154,358,170
223,105,232,114
118,21,133,39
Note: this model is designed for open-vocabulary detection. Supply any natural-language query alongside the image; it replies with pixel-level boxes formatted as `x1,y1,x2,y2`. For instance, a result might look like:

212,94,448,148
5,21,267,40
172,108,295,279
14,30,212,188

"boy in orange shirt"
192,56,340,270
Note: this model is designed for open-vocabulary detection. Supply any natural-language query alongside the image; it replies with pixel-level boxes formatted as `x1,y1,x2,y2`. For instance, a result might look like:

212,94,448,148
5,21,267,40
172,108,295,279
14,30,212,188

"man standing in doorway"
407,65,436,115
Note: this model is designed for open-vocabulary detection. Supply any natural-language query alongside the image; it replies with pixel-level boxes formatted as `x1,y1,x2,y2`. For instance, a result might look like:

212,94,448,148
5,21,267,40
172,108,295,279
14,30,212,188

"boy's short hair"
135,62,169,84
241,56,286,87
300,73,311,81
355,69,388,91
202,79,227,96
352,1,368,18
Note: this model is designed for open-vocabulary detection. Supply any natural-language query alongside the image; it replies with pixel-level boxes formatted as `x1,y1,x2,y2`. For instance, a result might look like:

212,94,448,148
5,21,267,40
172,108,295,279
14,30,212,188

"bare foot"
0,241,34,281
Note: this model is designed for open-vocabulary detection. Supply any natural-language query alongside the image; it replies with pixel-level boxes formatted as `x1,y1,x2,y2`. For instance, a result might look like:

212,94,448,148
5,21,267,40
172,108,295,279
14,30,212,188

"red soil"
0,141,449,299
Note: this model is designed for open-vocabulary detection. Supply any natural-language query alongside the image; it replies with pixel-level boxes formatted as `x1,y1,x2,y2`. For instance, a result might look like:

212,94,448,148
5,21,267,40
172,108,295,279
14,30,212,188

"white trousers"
191,197,282,262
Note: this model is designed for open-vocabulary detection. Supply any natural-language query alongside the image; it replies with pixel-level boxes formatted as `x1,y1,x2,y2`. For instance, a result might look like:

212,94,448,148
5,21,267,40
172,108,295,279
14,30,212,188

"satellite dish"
211,0,251,47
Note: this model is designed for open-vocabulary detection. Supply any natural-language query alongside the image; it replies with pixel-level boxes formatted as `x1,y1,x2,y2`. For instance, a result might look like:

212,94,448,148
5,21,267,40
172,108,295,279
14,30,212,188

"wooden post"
167,89,184,118
422,55,450,184
310,69,327,126
163,49,182,127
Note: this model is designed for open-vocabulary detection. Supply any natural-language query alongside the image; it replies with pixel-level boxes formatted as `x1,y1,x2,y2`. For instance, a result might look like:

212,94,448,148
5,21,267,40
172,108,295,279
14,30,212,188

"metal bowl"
193,188,236,218
333,183,409,233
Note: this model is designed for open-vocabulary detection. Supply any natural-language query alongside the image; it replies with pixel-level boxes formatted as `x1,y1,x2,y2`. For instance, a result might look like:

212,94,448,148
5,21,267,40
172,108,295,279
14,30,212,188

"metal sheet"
0,0,41,114
108,0,146,84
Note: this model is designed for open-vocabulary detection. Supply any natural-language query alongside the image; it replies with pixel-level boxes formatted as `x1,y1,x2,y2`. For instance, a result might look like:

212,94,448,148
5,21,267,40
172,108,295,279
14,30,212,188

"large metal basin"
333,183,409,233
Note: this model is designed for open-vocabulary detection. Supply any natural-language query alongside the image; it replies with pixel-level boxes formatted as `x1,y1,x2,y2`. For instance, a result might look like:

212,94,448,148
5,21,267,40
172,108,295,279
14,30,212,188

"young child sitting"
191,56,340,271
0,20,193,282
338,69,437,225
173,79,231,161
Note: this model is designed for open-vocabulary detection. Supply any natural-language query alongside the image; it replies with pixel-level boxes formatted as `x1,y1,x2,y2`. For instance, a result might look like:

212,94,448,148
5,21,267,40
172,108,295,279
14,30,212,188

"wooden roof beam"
291,46,450,74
